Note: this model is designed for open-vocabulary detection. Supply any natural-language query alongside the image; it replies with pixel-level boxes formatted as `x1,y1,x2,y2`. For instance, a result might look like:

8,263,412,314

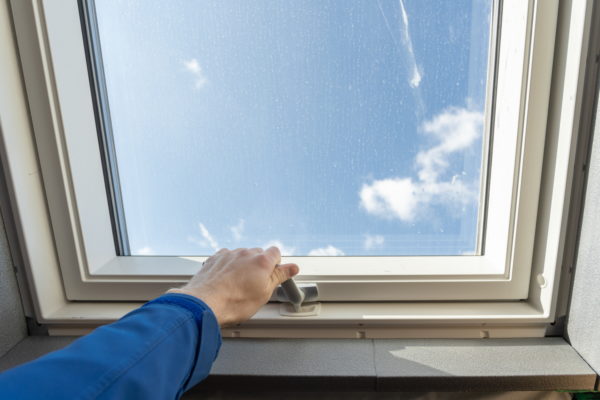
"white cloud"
417,108,483,183
136,246,154,255
399,0,422,89
230,219,245,242
183,58,208,89
263,240,296,256
308,245,345,256
361,178,419,221
360,107,482,222
193,223,219,252
364,235,385,250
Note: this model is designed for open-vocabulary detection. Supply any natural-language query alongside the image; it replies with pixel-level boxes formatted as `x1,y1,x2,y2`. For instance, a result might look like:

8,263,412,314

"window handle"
276,279,319,313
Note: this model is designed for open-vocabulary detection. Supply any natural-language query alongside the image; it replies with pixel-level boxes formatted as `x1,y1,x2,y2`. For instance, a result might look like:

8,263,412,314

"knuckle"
270,246,281,257
238,248,250,257
255,254,271,268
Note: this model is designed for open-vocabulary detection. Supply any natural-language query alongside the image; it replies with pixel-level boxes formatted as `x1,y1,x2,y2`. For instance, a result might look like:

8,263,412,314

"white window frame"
0,0,593,337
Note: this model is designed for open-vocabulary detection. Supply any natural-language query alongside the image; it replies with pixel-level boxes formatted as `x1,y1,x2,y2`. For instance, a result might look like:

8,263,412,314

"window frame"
0,0,592,335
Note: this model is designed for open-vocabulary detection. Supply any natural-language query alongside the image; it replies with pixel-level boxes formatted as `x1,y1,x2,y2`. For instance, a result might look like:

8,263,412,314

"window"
89,0,493,258
1,0,592,335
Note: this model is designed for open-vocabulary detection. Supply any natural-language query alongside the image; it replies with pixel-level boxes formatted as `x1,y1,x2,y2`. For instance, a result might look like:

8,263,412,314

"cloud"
183,58,208,89
199,223,219,251
136,246,154,255
360,107,482,222
230,219,245,241
263,240,296,256
308,245,345,256
417,108,483,183
188,223,221,252
361,178,419,221
364,235,385,250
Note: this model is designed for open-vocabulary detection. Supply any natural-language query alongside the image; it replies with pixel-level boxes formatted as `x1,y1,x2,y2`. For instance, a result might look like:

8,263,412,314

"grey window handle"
276,279,319,312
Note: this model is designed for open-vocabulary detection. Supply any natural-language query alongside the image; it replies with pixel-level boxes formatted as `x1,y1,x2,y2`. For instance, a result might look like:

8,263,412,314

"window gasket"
78,0,130,256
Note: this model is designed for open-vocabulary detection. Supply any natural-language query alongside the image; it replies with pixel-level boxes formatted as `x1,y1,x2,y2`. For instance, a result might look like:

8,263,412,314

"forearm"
0,293,221,400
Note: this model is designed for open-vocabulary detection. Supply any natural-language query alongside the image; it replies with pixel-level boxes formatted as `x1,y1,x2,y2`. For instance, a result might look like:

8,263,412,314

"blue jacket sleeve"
0,293,222,400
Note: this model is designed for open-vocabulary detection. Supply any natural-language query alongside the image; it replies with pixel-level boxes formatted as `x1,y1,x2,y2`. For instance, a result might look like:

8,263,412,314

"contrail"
376,0,402,54
398,0,422,89
375,0,425,116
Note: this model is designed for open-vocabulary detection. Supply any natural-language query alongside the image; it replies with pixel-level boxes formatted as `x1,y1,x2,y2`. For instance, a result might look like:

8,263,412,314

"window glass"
92,0,494,256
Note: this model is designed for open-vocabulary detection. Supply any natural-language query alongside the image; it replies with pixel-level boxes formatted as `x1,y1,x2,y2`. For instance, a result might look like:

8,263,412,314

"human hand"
167,247,299,326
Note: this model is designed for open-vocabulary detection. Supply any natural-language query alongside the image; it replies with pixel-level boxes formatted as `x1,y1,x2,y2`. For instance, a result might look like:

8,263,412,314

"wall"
0,204,26,356
566,78,600,375
0,0,27,358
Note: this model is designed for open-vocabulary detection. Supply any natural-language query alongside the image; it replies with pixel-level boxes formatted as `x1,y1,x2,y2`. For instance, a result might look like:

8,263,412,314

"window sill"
39,301,551,338
1,337,596,392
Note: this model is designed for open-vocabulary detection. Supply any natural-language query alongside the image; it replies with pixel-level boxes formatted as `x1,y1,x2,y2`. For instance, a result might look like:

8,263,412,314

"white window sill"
43,301,549,339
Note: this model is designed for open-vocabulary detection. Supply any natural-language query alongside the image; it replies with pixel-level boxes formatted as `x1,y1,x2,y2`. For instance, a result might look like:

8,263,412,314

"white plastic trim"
0,0,592,335
6,0,559,302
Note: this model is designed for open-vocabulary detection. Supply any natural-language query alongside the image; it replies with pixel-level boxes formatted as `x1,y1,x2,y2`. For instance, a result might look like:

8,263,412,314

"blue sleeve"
0,293,222,400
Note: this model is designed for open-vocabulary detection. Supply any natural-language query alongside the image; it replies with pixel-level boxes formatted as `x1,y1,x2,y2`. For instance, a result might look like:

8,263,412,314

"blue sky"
94,0,493,256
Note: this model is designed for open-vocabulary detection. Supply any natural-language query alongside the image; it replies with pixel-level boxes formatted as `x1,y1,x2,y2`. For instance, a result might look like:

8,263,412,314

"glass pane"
89,0,494,256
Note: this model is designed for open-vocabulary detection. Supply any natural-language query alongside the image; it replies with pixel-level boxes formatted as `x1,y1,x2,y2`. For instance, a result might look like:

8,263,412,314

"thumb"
271,263,300,287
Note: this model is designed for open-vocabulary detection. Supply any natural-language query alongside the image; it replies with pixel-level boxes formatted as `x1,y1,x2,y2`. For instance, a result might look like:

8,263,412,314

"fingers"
270,263,300,289
202,248,230,269
280,263,300,279
215,248,229,255
264,246,282,265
